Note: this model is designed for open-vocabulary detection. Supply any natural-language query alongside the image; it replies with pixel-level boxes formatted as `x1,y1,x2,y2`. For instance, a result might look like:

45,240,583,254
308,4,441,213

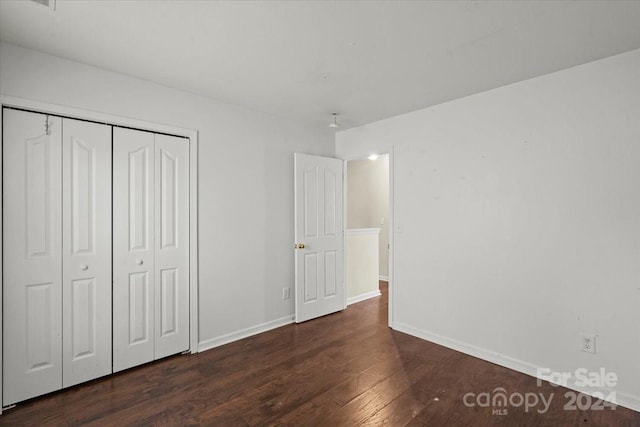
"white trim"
0,95,196,137
347,290,382,306
392,321,640,413
346,227,381,235
0,105,3,414
189,130,199,354
604,389,640,414
198,315,294,353
378,275,389,282
387,147,395,328
342,159,348,311
0,95,201,401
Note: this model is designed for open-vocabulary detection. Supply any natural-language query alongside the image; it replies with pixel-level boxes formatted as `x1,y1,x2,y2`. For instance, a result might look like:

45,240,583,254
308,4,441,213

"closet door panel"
154,134,189,359
113,127,155,372
62,118,112,387
3,109,63,405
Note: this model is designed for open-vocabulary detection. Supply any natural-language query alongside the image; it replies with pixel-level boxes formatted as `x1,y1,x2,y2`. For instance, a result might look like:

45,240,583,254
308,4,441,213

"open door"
294,153,344,323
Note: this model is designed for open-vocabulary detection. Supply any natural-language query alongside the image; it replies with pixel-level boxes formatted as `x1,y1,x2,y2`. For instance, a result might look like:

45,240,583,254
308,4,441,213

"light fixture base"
329,112,341,128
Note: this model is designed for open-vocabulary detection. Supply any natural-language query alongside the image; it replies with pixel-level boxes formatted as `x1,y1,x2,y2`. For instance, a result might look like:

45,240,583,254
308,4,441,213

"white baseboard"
347,290,382,306
392,322,640,414
198,315,294,353
379,275,389,282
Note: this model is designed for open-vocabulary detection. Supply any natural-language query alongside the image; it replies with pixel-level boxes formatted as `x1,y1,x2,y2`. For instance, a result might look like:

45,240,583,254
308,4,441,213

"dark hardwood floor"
2,282,638,426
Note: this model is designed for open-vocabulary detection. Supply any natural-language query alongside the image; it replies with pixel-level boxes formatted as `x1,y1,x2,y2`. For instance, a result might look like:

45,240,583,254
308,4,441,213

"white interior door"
113,127,155,372
62,118,112,387
294,153,344,323
154,134,189,359
3,109,63,405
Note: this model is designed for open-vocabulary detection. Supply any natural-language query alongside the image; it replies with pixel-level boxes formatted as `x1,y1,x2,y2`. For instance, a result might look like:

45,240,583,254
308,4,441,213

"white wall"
0,42,334,348
346,229,380,301
347,155,389,277
337,48,640,411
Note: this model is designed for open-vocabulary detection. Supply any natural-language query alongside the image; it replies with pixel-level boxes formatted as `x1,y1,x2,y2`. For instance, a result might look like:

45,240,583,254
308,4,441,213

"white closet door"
62,118,112,387
154,134,189,359
2,109,63,405
113,127,155,372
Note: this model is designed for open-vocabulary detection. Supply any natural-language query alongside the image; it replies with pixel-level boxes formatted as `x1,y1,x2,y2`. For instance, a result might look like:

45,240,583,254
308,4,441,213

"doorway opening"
345,154,390,312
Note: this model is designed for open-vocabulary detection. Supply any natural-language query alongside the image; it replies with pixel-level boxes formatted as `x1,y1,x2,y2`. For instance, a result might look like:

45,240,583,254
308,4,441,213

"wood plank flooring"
2,282,639,426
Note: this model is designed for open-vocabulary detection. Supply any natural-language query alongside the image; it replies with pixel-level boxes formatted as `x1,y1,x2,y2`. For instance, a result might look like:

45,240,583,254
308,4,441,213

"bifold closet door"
3,109,63,405
153,134,189,360
113,128,155,372
113,128,189,372
3,110,113,404
61,118,112,387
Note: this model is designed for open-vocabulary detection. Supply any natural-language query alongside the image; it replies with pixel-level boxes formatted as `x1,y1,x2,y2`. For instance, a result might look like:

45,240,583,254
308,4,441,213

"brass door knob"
295,243,305,249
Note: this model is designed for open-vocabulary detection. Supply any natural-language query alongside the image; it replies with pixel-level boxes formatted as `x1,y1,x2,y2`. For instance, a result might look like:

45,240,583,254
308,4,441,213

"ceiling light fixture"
368,154,378,161
29,0,56,10
329,112,340,128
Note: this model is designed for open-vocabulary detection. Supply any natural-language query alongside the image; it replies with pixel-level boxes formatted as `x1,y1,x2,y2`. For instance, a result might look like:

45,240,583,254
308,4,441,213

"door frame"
0,95,200,412
341,148,394,328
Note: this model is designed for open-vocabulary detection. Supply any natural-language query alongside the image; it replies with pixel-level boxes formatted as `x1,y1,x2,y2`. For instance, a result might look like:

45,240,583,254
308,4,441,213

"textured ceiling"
1,0,640,130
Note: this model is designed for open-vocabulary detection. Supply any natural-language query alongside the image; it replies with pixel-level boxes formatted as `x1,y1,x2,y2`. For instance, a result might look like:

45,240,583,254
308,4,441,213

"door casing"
0,95,200,413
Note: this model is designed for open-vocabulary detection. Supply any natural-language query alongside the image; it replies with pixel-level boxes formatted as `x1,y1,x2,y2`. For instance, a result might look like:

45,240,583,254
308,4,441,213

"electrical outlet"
282,287,291,300
580,333,596,354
